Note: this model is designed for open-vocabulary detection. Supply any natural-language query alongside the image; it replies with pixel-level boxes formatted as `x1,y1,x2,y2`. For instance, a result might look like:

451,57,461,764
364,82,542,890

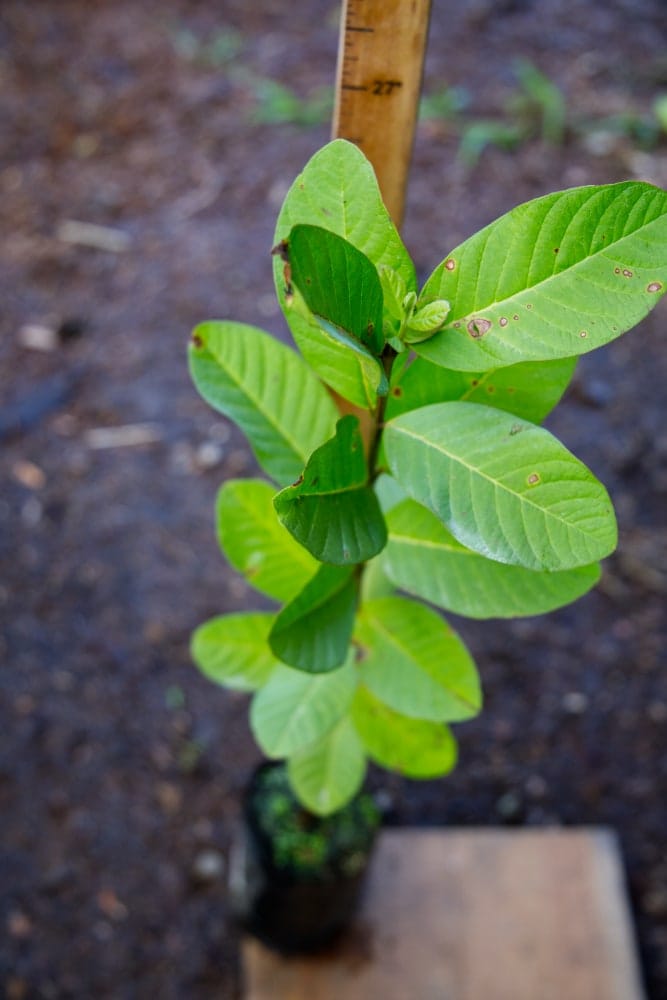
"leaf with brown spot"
415,181,667,371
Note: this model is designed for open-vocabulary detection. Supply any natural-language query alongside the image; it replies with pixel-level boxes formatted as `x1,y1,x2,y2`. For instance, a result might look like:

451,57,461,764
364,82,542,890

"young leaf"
384,401,617,571
216,479,317,602
287,717,366,817
379,265,408,323
352,686,458,778
287,225,384,355
250,657,357,757
355,596,481,722
269,564,356,673
403,299,451,344
191,613,279,692
415,181,667,371
189,321,338,485
274,139,416,408
274,416,387,565
387,355,577,425
385,499,601,619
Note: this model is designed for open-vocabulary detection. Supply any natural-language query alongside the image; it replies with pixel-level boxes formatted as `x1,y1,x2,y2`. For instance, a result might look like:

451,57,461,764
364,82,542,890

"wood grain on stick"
332,0,432,228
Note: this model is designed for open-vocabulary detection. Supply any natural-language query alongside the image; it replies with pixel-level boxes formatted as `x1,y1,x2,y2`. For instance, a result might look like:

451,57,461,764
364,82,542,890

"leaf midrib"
291,481,371,500
388,529,467,555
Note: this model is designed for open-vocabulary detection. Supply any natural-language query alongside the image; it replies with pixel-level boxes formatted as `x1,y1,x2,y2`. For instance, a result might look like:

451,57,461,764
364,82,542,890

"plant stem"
367,344,397,483
342,343,399,609
355,345,397,604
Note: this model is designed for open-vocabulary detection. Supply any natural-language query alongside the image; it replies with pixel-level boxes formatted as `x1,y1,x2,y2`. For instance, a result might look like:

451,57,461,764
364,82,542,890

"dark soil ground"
1,2,666,997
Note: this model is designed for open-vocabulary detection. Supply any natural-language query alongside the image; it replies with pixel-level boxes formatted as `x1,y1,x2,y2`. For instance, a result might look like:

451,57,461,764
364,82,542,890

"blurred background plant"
168,26,667,161
170,25,245,67
421,59,667,166
170,23,333,126
240,77,333,127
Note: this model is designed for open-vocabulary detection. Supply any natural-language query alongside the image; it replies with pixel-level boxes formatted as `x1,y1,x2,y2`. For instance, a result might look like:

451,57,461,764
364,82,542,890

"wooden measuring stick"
332,0,432,228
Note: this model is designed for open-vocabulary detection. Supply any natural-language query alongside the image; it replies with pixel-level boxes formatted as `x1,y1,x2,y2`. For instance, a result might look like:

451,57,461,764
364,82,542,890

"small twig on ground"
84,424,162,449
56,221,131,253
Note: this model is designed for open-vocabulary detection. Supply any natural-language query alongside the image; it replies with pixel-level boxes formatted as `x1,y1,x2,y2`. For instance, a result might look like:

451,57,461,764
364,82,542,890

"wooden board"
332,0,432,227
243,828,645,1000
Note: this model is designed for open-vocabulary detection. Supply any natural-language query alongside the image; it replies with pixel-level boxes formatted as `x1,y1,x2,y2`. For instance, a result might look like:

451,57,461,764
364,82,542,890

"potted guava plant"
188,139,667,952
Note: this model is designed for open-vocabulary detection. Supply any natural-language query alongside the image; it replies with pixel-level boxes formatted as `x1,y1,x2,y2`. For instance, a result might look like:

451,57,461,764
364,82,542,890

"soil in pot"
229,762,381,953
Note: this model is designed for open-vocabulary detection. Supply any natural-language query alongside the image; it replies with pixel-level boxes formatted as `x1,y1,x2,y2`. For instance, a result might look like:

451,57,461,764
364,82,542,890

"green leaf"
274,416,387,565
251,657,357,757
269,564,356,673
191,613,279,692
384,401,617,571
287,717,366,816
387,355,577,425
374,473,408,513
355,597,481,722
287,225,384,355
358,476,404,602
385,499,601,619
352,686,458,778
274,140,415,408
189,321,338,485
415,182,667,371
216,479,317,602
359,555,395,602
275,139,416,287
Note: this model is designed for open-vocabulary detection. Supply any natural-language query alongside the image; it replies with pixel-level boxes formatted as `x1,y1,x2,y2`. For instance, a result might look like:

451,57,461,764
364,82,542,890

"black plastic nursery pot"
228,762,381,953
